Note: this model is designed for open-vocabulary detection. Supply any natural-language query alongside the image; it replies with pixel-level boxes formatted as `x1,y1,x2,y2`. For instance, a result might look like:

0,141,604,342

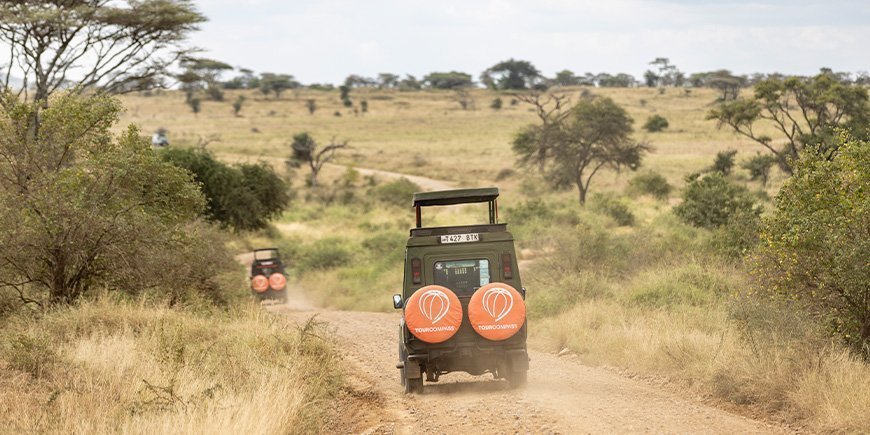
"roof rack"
411,187,499,228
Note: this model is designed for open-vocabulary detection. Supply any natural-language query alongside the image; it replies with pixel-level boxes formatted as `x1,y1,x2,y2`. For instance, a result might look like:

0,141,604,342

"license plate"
440,233,480,244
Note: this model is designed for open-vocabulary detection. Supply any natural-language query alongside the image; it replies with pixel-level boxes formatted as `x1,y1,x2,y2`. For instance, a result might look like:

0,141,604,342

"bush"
711,207,762,259
742,153,777,186
643,114,669,132
296,238,353,272
674,173,758,229
368,178,420,208
506,199,554,224
753,135,869,357
161,148,290,232
711,149,738,175
626,171,672,200
490,97,503,110
589,193,635,226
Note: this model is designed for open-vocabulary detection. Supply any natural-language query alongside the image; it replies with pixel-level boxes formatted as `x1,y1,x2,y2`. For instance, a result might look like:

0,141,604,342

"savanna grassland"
114,86,869,432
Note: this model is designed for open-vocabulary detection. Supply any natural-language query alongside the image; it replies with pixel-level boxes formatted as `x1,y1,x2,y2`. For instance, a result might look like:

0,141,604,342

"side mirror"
392,294,404,309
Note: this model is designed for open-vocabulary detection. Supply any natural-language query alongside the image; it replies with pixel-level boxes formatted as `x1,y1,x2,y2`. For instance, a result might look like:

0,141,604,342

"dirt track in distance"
270,290,785,435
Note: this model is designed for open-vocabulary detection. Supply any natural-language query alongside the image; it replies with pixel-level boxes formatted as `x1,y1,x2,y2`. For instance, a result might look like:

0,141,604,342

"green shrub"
627,265,729,308
296,238,353,272
161,148,290,232
361,231,405,262
626,171,672,200
506,199,554,224
589,193,635,226
674,174,758,229
643,114,669,132
711,207,762,259
368,178,420,207
742,153,777,186
1,331,60,379
711,149,738,175
753,134,869,357
490,97,503,110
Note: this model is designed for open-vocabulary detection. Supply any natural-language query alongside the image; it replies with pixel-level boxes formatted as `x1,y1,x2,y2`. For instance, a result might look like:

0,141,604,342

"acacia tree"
481,59,543,90
0,0,205,103
259,73,299,99
288,133,348,187
513,92,571,173
707,71,870,174
513,96,650,204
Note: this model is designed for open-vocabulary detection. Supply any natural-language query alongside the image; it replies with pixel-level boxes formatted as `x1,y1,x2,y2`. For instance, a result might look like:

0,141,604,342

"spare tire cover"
251,275,269,293
404,285,463,344
269,273,287,290
468,283,526,341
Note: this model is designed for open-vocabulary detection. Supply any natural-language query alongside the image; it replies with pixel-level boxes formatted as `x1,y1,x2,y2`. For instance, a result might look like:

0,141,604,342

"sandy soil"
268,289,785,435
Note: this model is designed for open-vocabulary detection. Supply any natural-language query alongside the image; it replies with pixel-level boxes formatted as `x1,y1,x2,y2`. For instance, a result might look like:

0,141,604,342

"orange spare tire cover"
404,285,463,344
251,275,269,293
468,283,526,341
269,273,287,290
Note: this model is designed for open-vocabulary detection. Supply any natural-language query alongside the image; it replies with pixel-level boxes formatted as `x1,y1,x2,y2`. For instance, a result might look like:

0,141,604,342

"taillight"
501,253,513,279
411,258,422,284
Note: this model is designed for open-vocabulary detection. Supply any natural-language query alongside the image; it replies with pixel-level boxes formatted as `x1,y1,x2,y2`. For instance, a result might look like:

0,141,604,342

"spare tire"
468,283,526,341
269,273,287,290
404,285,462,344
251,275,269,293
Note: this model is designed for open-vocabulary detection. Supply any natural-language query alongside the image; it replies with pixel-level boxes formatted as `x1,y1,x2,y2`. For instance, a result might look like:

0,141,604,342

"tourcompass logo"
482,287,514,322
418,289,450,324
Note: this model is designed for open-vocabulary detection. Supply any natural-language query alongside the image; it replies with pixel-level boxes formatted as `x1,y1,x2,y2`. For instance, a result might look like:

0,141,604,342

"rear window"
433,259,490,295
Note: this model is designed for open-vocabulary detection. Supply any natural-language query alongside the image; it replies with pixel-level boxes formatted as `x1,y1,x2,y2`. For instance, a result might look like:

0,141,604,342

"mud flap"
508,349,529,372
404,361,422,379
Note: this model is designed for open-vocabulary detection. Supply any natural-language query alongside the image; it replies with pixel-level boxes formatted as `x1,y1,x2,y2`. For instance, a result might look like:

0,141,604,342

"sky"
189,0,870,84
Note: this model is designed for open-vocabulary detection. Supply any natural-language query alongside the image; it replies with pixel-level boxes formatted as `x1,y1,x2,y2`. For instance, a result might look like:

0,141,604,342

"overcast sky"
190,0,870,84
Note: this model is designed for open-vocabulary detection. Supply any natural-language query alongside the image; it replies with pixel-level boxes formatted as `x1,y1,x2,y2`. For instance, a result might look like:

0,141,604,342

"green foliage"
753,134,869,356
490,97,503,110
422,71,473,89
589,193,635,226
708,71,870,174
232,95,245,116
369,178,420,208
674,173,759,229
259,73,299,98
305,99,317,115
1,331,60,379
0,92,232,304
514,96,650,204
741,153,777,186
296,238,353,272
711,207,762,259
160,148,290,232
711,149,738,175
627,264,730,308
187,96,201,114
627,171,672,200
642,114,669,132
480,59,542,90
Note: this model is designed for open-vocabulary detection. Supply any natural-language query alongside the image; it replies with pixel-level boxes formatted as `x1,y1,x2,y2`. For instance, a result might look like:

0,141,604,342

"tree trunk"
577,183,587,205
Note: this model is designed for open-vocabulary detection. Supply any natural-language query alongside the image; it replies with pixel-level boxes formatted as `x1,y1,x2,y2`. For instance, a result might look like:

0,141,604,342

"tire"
506,369,528,389
404,375,423,394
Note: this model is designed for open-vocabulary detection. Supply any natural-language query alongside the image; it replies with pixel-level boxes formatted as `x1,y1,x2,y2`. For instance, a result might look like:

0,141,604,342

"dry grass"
0,297,342,434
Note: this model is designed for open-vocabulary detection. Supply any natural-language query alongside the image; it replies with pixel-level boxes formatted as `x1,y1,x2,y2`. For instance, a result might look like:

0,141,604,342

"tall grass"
0,297,342,434
520,198,870,432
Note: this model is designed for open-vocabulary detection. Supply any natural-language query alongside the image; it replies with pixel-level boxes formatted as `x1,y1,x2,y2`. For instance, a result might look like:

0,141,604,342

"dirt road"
270,292,783,434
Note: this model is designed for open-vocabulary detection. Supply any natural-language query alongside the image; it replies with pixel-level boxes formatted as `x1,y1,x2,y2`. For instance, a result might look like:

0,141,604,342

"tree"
707,70,870,174
481,59,543,90
649,58,681,87
306,99,317,115
643,115,669,132
339,85,353,107
179,57,233,101
0,92,221,304
741,153,776,186
753,134,869,357
398,74,422,91
259,73,299,98
453,88,475,110
377,73,399,89
710,149,738,175
513,92,572,173
513,96,650,204
422,71,473,89
554,70,580,87
0,0,205,103
288,133,348,187
598,73,636,88
160,148,290,232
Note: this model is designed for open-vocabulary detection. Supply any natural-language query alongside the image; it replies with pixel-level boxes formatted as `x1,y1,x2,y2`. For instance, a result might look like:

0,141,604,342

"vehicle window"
433,259,490,295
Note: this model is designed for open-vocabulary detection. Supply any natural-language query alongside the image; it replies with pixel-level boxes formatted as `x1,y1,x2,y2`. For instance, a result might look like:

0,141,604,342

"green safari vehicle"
393,188,529,394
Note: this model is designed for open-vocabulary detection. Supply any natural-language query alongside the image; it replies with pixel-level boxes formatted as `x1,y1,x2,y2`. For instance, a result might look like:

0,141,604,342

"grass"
112,87,869,432
0,297,343,433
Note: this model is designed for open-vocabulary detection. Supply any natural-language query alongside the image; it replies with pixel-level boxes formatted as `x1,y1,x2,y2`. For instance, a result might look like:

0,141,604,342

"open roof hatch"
411,187,499,228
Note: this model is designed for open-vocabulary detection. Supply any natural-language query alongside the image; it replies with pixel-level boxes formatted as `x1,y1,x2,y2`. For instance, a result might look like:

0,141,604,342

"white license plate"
440,233,480,244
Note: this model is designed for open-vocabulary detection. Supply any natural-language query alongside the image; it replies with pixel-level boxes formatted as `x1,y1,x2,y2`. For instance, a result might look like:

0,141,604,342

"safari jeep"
249,248,288,302
393,188,529,394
